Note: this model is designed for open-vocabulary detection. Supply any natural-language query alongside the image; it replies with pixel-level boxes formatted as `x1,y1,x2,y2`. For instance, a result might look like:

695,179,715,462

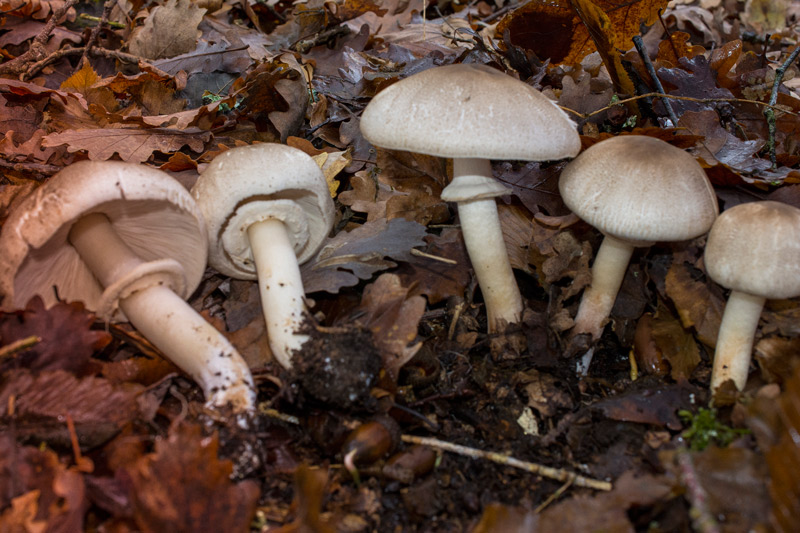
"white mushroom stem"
453,158,523,332
572,234,636,339
710,290,764,392
68,213,256,412
247,218,308,369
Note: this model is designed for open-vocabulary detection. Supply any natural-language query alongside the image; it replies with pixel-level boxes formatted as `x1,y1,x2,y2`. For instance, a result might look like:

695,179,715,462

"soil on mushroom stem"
291,321,383,410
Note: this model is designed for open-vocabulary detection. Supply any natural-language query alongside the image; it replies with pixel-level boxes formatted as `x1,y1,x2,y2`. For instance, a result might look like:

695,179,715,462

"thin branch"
0,158,62,177
24,46,158,80
80,0,120,67
0,336,41,361
632,35,678,126
401,434,612,491
0,0,78,77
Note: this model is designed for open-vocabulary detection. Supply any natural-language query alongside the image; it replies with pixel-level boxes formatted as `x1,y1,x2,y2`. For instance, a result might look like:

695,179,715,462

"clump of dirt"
292,324,382,410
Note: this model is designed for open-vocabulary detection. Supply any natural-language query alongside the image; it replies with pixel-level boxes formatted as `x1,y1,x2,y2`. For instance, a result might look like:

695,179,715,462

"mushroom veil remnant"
360,63,581,333
191,143,334,369
559,135,718,352
704,201,800,393
0,161,256,413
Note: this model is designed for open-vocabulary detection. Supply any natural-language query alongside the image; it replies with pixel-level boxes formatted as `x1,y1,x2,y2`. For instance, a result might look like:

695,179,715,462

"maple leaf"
128,0,207,60
41,127,210,163
127,422,259,533
0,297,111,373
300,217,428,294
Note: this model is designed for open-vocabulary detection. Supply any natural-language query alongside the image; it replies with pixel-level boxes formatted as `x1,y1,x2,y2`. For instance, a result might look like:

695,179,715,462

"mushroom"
0,161,256,413
190,143,334,369
359,63,581,332
559,135,718,343
704,201,800,393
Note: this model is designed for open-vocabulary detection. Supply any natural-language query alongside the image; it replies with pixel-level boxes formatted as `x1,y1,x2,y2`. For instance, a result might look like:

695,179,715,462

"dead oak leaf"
0,369,145,447
633,302,702,381
127,422,259,533
301,218,428,294
42,127,210,163
665,259,724,348
355,273,425,378
128,0,206,60
0,297,111,373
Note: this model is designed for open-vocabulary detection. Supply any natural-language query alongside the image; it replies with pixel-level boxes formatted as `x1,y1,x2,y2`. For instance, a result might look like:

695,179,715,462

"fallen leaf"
665,259,724,348
128,422,259,533
512,368,574,417
301,218,428,294
767,362,800,532
128,0,206,60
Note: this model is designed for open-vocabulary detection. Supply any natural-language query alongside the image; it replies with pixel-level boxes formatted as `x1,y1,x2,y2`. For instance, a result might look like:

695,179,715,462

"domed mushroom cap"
360,63,581,161
0,161,207,315
559,135,718,244
705,201,800,299
191,143,334,279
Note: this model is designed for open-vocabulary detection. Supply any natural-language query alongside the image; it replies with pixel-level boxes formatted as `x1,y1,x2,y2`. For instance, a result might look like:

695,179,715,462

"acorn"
341,416,401,483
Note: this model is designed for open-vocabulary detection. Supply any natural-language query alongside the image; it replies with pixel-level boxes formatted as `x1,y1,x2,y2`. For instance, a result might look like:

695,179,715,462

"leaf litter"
2,0,800,531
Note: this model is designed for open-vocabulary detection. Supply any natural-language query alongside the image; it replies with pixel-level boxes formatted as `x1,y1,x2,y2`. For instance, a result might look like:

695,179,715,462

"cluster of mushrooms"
1,63,798,415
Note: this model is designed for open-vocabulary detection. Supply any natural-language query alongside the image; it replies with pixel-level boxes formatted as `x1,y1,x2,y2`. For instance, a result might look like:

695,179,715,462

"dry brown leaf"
513,368,574,417
665,260,724,347
60,61,118,112
42,127,210,163
355,273,425,378
128,0,206,60
498,203,535,275
128,422,259,533
396,228,471,305
633,302,702,381
768,361,800,531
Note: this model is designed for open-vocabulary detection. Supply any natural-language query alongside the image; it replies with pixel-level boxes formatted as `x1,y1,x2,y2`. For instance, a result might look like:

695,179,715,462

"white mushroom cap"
705,201,800,299
559,136,719,245
0,161,207,319
191,143,334,279
360,63,581,161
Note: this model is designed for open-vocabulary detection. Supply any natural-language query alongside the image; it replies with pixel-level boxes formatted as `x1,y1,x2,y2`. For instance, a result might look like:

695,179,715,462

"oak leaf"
128,0,206,60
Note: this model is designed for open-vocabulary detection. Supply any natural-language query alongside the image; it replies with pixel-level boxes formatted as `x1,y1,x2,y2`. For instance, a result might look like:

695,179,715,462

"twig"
676,448,720,533
763,46,800,169
0,336,41,361
410,248,458,265
78,13,126,29
401,435,612,491
632,35,679,126
563,92,799,121
0,158,62,177
24,46,157,80
80,0,120,67
0,0,78,77
533,476,574,513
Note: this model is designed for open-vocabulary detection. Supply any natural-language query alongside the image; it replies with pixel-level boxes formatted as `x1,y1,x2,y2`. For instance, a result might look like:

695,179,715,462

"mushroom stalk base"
711,290,764,393
453,158,523,332
69,213,255,412
248,218,308,369
572,234,635,339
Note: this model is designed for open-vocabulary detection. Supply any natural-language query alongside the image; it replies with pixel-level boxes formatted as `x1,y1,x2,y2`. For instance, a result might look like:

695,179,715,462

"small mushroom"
0,161,256,413
191,143,334,369
360,63,581,332
559,136,718,342
704,201,800,393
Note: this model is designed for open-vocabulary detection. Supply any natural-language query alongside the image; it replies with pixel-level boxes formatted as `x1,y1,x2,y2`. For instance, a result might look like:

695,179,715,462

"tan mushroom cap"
191,143,334,279
559,135,719,244
705,201,800,299
0,161,207,317
360,63,581,161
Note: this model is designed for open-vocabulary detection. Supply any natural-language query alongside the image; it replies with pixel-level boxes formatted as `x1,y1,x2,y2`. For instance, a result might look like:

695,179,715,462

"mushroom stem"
453,158,523,332
247,218,308,369
572,234,635,339
710,290,764,392
68,213,256,412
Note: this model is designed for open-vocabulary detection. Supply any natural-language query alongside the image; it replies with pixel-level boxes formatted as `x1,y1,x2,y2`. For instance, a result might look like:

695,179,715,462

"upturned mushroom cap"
704,201,800,299
0,161,207,318
191,143,334,279
360,63,581,161
559,136,719,245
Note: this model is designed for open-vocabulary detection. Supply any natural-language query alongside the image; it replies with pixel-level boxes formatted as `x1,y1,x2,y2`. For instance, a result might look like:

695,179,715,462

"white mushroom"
0,161,256,413
191,143,334,369
704,201,800,393
559,136,718,344
360,63,581,333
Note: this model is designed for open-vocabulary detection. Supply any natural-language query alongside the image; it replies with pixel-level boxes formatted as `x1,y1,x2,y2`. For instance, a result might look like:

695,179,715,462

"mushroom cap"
360,63,581,161
0,161,208,316
559,135,718,244
191,143,334,279
704,201,800,299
